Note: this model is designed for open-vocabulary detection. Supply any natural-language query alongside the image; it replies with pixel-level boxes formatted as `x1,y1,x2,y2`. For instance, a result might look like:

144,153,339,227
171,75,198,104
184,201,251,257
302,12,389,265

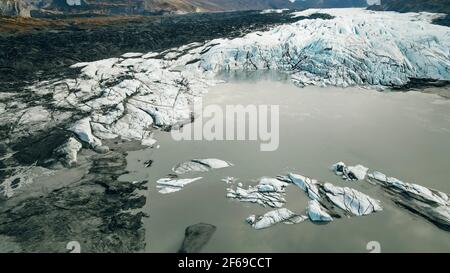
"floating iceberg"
173,159,233,175
288,172,381,217
156,176,203,194
331,162,368,181
246,208,308,229
256,177,289,193
307,200,333,222
368,171,450,231
227,177,287,208
323,183,382,216
288,173,321,200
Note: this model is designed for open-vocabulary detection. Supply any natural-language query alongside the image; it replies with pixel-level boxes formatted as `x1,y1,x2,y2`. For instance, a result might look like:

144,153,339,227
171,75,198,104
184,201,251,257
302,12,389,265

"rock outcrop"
0,0,30,17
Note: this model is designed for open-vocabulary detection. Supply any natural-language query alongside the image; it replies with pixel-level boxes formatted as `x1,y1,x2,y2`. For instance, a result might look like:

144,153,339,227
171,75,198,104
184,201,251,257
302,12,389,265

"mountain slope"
1,0,370,16
0,0,31,17
372,0,449,13
369,0,450,26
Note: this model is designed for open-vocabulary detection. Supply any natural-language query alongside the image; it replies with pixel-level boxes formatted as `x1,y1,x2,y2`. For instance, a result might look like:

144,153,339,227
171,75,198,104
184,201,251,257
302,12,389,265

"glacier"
2,8,449,201
23,8,449,165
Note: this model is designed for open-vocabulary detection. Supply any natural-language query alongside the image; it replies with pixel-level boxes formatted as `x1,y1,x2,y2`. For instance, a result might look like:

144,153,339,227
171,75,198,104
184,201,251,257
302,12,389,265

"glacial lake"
122,75,450,252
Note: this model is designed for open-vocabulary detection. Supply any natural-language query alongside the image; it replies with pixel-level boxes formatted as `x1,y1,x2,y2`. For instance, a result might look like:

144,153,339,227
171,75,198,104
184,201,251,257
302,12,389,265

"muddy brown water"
122,77,450,252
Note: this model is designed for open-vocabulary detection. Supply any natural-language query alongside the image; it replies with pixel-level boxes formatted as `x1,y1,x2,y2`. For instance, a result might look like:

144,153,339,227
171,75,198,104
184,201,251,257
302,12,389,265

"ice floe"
227,177,287,208
329,161,450,230
368,171,450,230
173,159,233,174
323,183,382,216
307,200,333,222
288,172,381,216
332,162,369,181
156,176,203,194
288,173,321,200
246,208,308,229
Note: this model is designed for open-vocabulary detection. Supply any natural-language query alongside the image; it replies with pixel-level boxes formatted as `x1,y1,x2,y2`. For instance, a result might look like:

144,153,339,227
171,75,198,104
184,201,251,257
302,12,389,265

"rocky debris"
322,183,382,216
226,177,288,208
246,208,308,230
156,176,203,194
331,162,369,181
172,158,233,175
368,171,450,231
0,145,148,252
307,200,333,222
178,223,216,253
288,173,321,200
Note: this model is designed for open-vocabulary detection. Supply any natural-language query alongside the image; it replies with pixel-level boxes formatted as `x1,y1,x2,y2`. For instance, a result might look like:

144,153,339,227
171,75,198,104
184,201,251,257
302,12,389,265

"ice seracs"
54,137,82,167
331,162,450,231
246,208,308,229
69,117,102,148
